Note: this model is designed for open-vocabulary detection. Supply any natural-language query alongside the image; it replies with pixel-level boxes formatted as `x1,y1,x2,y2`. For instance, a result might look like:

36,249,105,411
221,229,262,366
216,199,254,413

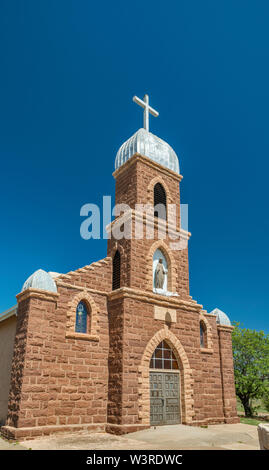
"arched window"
112,250,121,290
200,321,206,348
150,341,179,370
154,183,166,220
75,301,89,334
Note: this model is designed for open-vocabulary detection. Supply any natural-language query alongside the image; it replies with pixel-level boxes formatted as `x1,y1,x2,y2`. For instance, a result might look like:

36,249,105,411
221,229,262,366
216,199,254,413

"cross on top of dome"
133,94,159,132
115,94,180,174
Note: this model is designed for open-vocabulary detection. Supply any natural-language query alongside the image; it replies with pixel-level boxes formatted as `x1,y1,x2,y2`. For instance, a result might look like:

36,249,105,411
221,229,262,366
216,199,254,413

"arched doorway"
149,340,181,425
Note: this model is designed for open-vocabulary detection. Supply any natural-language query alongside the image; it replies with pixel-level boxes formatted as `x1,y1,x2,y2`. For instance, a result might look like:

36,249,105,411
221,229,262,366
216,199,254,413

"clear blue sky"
0,1,268,332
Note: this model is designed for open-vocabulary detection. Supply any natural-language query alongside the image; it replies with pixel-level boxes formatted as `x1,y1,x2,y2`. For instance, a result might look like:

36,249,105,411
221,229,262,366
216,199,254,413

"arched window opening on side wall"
154,183,166,220
75,301,89,334
112,250,121,290
200,321,206,348
150,341,179,370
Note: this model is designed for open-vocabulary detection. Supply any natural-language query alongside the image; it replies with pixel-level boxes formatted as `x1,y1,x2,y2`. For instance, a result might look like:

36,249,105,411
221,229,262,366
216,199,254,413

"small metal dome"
210,308,231,326
115,128,180,174
22,269,57,293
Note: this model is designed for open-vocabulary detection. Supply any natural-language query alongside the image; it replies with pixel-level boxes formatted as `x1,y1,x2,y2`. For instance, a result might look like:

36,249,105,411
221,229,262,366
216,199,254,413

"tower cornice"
113,153,183,182
106,208,191,241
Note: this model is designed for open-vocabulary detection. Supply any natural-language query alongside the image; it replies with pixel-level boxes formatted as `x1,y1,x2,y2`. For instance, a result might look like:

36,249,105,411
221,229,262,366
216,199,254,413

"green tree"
232,323,269,417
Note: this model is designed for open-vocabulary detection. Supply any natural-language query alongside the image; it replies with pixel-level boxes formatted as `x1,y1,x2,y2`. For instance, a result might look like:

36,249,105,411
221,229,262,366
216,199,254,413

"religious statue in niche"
154,258,167,289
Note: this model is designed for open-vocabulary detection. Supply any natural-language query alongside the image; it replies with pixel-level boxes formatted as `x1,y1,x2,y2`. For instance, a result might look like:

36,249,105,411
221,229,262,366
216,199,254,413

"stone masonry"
1,153,239,440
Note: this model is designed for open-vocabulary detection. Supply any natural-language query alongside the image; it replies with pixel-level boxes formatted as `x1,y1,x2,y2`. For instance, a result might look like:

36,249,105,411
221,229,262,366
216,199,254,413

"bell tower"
107,94,190,298
106,95,192,434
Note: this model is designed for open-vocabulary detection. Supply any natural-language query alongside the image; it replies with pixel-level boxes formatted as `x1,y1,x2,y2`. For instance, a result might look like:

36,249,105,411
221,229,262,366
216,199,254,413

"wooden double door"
150,371,180,426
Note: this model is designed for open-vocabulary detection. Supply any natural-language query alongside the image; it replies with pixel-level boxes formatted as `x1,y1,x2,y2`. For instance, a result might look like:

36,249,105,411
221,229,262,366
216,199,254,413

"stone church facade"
0,97,239,440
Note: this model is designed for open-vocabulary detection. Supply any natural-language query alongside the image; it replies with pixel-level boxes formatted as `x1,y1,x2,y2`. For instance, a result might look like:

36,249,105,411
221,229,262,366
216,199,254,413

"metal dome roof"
115,128,180,174
210,308,231,326
22,269,57,293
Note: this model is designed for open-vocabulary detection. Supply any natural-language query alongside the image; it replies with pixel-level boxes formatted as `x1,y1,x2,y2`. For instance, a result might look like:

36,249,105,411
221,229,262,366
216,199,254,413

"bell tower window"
112,250,121,290
154,183,167,220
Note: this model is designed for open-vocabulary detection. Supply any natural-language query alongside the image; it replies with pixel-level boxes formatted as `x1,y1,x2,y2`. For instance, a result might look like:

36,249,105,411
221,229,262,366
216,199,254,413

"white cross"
133,94,159,132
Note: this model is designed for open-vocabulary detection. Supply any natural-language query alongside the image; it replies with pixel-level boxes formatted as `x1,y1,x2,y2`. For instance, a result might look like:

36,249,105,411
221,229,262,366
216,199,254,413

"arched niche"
153,248,168,292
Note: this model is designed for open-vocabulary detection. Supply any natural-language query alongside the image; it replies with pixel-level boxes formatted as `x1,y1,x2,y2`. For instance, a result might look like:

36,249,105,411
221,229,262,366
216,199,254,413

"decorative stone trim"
200,348,213,354
16,288,59,303
106,209,191,241
56,281,108,297
199,312,213,351
66,290,99,338
138,325,194,426
109,242,125,259
1,423,106,441
204,313,217,319
65,332,99,342
154,306,177,323
217,325,234,332
145,240,177,292
108,286,203,312
113,153,183,182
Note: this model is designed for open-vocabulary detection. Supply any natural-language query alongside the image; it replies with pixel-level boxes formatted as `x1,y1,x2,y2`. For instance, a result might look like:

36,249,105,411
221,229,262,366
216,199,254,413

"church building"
0,95,239,440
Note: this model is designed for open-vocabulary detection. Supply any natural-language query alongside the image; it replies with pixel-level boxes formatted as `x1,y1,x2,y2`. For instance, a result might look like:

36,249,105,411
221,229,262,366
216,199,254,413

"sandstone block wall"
1,154,239,439
3,259,112,439
107,292,238,430
0,316,17,425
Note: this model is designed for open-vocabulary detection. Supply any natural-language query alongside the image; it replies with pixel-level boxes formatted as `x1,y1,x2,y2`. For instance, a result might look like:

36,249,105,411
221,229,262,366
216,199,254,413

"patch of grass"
240,417,265,426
